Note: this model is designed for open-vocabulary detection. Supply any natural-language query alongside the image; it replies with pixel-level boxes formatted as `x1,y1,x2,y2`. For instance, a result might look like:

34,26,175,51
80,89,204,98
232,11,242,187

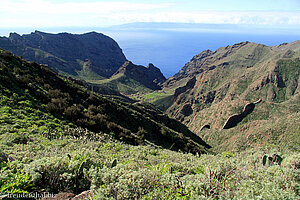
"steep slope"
0,49,210,153
160,41,300,151
113,61,166,90
0,31,127,78
91,61,166,94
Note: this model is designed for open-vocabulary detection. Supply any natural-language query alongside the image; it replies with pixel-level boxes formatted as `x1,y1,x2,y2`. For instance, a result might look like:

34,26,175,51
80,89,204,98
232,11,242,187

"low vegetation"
1,128,299,199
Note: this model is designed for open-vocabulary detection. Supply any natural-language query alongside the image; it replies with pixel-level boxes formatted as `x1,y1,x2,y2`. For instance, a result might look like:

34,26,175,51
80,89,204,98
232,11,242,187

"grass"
76,61,105,81
88,74,153,95
142,91,174,110
143,92,169,101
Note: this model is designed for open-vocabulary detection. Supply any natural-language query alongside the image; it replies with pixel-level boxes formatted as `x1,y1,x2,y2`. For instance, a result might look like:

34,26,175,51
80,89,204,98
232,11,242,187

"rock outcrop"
200,124,211,131
112,61,166,90
174,76,196,98
223,100,262,129
41,191,92,200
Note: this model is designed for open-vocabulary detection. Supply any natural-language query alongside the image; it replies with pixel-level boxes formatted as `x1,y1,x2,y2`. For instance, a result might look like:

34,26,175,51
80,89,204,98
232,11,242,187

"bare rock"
112,61,166,90
72,190,92,200
41,192,75,200
174,76,196,98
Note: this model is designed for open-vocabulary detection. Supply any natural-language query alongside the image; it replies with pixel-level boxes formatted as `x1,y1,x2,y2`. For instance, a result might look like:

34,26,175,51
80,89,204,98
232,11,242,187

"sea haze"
1,23,300,77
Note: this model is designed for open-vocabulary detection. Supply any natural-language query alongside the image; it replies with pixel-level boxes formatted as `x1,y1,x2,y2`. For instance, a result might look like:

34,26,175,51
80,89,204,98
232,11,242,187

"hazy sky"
1,0,300,28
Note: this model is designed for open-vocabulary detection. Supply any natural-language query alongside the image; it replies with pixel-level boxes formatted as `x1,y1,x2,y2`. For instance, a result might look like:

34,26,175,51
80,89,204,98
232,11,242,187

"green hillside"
89,74,154,95
0,31,167,97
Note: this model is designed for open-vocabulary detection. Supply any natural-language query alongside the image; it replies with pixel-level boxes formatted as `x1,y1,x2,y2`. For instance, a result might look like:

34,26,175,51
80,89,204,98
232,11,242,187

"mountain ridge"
0,30,127,77
153,40,300,151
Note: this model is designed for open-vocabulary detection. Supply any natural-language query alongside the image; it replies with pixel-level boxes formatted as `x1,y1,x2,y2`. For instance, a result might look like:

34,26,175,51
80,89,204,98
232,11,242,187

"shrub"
64,105,83,121
0,161,33,194
25,153,92,193
46,98,69,114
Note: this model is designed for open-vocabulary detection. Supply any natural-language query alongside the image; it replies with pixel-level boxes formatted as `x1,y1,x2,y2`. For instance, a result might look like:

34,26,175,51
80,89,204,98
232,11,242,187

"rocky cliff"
112,61,166,90
0,31,127,77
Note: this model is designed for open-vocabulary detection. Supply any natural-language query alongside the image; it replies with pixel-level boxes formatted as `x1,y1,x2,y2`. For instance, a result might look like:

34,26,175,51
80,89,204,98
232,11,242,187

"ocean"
1,23,300,77
101,26,300,77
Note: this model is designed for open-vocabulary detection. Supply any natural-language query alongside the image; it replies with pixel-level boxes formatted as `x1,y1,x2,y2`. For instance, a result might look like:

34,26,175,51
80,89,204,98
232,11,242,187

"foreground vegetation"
1,128,299,199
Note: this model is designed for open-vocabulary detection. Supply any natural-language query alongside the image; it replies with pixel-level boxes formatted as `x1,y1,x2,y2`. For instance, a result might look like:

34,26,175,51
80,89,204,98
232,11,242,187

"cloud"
0,0,299,28
0,0,173,27
1,0,172,14
111,11,300,25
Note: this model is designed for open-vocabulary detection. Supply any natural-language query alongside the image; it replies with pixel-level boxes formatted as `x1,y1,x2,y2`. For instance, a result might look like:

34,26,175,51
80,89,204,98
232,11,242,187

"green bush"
25,152,92,193
0,161,33,194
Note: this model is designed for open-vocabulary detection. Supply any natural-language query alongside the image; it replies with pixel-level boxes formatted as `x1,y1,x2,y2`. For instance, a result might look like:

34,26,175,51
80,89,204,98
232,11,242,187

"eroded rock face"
112,61,166,90
223,101,259,129
0,31,127,77
174,76,197,98
165,40,300,133
200,124,211,131
223,114,244,129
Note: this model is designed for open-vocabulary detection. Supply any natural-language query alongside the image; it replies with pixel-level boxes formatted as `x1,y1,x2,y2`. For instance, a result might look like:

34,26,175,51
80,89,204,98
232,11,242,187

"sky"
1,0,300,28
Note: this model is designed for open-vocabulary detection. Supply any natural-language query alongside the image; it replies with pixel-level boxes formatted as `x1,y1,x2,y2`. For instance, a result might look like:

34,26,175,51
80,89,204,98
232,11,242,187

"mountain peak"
147,63,155,69
191,49,214,62
34,30,44,34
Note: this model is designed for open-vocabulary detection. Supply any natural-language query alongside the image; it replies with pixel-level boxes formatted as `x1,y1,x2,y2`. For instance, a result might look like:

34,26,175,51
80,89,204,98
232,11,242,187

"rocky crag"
112,61,166,90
